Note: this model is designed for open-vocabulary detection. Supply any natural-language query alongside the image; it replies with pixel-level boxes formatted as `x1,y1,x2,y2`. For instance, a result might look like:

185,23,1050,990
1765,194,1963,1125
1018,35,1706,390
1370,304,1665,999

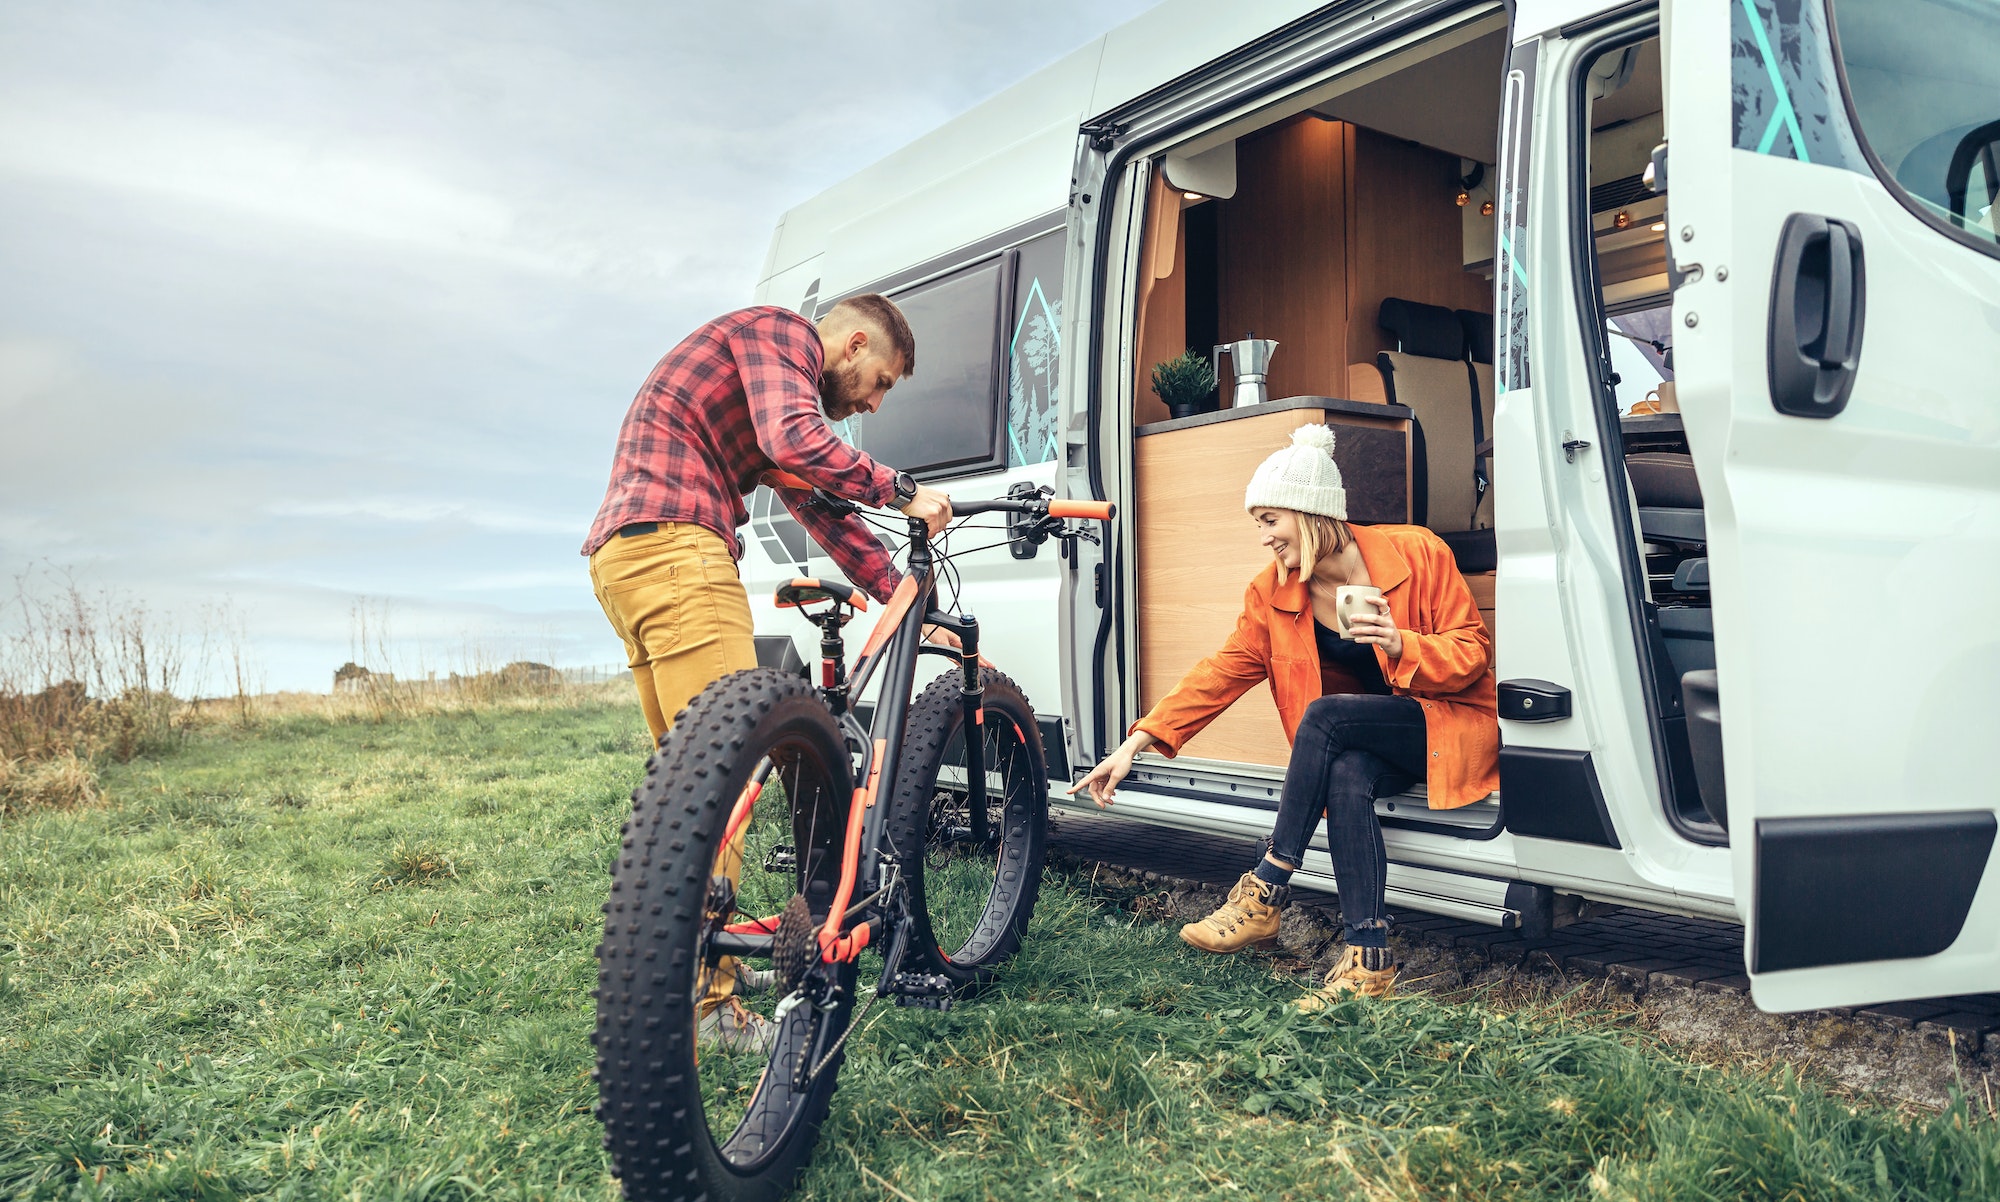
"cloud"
266,497,579,536
0,0,1160,690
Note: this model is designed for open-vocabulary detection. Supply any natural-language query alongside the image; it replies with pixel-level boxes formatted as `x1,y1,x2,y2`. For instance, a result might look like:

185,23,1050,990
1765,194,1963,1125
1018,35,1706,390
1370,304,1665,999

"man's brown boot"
1180,871,1287,954
1294,945,1397,1010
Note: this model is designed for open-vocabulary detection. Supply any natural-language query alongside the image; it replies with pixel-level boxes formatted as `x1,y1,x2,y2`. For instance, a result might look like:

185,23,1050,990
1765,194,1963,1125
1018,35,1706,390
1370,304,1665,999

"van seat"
1456,308,1496,530
1373,298,1493,574
1626,451,1702,509
1626,450,1704,548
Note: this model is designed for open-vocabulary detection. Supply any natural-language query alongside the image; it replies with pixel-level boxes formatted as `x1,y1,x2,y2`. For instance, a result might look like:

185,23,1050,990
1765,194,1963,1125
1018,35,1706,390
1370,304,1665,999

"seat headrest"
1456,310,1495,365
1378,298,1465,360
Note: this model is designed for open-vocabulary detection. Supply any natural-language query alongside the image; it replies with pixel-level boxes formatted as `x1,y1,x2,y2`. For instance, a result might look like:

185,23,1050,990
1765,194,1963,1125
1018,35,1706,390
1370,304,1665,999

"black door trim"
1499,746,1621,847
1752,811,1996,973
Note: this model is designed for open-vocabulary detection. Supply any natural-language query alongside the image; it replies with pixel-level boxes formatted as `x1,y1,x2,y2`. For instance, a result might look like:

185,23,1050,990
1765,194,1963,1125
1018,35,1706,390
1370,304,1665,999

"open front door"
1666,0,2000,1011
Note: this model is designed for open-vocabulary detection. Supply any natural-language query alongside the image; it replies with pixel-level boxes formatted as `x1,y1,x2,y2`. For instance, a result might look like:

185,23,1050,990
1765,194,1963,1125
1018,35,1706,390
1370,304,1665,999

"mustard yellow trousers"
590,523,757,1015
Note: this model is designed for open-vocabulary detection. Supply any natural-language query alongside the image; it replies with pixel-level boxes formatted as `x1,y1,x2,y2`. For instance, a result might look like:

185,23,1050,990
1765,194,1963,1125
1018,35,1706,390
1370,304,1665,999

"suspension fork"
921,608,986,841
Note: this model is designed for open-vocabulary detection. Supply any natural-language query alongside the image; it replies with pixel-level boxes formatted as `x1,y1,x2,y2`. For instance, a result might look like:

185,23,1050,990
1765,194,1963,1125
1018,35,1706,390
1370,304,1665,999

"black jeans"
1267,694,1428,946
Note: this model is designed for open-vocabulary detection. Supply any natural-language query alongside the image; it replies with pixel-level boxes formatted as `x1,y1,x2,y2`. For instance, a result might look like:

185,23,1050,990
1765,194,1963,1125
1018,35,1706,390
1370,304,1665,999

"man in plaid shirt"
584,293,949,735
583,295,948,1049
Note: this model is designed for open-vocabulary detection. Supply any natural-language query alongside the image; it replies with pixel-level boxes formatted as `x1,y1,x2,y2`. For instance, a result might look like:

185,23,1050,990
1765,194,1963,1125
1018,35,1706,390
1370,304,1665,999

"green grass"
2,696,1997,1200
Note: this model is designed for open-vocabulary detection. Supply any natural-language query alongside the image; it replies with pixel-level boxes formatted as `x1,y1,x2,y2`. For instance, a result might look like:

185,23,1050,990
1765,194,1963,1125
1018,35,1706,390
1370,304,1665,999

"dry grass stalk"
0,750,102,815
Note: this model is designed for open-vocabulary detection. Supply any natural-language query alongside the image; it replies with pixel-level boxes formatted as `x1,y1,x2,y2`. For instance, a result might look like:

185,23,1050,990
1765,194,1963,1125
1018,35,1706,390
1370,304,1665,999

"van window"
1007,231,1065,467
834,257,1008,478
1830,0,2000,253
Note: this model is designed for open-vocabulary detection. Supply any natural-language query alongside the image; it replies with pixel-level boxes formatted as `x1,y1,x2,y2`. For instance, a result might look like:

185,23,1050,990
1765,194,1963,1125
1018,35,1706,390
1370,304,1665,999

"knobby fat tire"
884,667,1050,992
594,668,856,1202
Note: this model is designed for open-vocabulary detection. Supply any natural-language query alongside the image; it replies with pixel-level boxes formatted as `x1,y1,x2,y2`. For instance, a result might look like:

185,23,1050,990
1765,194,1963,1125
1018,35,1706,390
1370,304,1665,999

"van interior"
1576,35,1728,845
1126,17,1725,842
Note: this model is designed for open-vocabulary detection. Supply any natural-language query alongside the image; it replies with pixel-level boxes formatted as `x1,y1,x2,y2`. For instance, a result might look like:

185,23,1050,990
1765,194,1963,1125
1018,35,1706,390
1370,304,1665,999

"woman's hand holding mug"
1344,596,1402,658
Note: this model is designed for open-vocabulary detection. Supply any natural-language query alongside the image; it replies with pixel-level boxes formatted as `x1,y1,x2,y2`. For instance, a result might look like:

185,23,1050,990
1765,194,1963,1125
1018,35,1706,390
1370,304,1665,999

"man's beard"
819,362,867,420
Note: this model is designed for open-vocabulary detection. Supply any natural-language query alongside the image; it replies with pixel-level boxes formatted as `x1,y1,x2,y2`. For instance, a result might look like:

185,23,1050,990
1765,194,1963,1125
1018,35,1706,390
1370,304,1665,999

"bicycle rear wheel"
885,667,1048,992
595,668,857,1202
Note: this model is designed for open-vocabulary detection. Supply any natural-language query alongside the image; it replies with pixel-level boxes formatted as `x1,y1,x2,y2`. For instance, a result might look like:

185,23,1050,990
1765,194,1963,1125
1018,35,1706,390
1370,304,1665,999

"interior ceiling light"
1650,221,1667,232
1184,191,1202,200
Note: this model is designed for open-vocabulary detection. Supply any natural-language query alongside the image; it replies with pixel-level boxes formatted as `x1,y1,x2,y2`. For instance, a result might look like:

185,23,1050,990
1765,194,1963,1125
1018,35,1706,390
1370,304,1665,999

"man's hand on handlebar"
895,483,953,537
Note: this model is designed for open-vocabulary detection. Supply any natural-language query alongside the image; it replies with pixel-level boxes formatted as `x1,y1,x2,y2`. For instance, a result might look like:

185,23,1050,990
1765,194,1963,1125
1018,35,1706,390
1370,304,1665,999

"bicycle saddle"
773,577,867,611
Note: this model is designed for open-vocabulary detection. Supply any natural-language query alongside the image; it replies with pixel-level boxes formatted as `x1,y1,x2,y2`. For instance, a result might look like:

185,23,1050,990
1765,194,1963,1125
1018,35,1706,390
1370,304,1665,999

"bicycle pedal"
888,972,955,1009
762,844,797,873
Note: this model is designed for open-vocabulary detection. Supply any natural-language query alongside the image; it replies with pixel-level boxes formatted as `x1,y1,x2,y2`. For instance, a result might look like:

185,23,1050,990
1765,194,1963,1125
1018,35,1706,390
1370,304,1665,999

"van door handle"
1767,213,1865,418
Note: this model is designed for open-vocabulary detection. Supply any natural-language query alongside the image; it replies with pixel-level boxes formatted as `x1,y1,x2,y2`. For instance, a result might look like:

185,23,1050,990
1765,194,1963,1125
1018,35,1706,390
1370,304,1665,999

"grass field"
4,692,1999,1200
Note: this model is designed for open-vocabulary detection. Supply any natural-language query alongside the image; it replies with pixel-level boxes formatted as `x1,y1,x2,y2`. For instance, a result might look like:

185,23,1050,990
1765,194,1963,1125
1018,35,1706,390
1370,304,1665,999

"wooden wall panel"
1136,212,1176,426
1217,118,1350,404
1344,128,1494,370
1135,407,1318,767
1132,187,1188,429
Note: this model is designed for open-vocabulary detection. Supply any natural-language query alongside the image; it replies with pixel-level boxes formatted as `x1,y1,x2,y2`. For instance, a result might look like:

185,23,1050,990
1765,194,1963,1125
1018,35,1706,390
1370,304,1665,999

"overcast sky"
0,0,1155,693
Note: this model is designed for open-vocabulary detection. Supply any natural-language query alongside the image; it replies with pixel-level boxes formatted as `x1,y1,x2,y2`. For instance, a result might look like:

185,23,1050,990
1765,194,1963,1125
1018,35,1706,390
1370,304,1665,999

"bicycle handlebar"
759,469,1115,523
950,495,1116,520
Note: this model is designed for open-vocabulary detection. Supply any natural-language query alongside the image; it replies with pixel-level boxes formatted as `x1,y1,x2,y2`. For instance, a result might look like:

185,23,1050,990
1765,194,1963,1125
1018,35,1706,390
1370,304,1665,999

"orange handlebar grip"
1048,499,1116,520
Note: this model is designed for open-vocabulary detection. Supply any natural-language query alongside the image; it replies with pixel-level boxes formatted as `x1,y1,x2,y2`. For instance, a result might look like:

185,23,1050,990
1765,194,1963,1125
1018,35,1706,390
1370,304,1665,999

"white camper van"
744,0,2000,1014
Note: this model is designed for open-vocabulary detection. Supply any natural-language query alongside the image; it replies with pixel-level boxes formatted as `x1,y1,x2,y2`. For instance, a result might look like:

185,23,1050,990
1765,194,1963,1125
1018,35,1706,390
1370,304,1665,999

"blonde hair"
1274,510,1351,585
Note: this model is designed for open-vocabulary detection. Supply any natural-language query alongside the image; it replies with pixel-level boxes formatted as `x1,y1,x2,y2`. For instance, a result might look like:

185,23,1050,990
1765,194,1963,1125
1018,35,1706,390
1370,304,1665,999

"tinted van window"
835,258,1007,478
1832,0,2000,253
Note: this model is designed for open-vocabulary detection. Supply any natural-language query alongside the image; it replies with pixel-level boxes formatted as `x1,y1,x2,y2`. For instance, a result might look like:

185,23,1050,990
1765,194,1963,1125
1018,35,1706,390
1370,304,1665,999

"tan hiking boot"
1180,871,1287,954
1294,945,1397,1010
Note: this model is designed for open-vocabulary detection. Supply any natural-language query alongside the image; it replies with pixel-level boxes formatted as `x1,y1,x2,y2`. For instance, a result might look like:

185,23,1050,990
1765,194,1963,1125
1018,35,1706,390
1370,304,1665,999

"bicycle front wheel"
594,668,857,1202
885,667,1048,992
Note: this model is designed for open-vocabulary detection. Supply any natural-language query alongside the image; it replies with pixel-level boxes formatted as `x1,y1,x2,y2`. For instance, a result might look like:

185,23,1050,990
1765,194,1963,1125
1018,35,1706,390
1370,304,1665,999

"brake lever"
1057,521,1101,547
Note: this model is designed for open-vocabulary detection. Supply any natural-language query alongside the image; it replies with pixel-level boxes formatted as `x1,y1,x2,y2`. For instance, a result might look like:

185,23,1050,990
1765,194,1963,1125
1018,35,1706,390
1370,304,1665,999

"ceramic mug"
1334,584,1384,639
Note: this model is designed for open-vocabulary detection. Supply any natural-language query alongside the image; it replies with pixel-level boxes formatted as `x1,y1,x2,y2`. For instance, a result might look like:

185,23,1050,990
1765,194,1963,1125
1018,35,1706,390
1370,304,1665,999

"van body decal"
1730,0,1864,170
1006,232,1066,467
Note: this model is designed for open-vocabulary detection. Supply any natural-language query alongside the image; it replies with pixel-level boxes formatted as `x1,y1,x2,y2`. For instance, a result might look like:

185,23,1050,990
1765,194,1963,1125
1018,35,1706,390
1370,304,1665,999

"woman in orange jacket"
1072,424,1498,1004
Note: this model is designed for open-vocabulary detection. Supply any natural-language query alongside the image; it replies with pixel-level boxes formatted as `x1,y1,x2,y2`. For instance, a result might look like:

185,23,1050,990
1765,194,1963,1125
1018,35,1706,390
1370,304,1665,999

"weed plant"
1,698,1996,1199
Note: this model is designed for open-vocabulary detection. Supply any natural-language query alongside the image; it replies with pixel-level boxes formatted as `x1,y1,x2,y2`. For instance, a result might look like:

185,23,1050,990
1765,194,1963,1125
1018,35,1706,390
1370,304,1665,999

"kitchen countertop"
1135,395,1413,437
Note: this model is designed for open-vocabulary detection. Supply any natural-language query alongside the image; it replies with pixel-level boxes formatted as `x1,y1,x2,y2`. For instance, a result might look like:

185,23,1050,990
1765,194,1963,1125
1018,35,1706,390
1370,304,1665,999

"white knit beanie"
1243,424,1347,519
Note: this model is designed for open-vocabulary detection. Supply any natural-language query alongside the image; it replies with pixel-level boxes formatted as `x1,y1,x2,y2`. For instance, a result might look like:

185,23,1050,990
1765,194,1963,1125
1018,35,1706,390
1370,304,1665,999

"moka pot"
1212,337,1279,408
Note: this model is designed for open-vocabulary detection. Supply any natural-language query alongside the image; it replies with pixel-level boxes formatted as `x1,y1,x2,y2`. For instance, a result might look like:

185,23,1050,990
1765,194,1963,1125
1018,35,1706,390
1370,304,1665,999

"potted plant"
1151,349,1218,420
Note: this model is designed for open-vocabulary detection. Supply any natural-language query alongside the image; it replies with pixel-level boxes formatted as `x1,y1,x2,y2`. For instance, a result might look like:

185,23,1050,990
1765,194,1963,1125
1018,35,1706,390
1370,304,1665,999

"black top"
1314,619,1390,695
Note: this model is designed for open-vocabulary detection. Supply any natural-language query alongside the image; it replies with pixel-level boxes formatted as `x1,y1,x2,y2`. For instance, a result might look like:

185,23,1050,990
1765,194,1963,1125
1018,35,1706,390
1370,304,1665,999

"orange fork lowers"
819,739,886,963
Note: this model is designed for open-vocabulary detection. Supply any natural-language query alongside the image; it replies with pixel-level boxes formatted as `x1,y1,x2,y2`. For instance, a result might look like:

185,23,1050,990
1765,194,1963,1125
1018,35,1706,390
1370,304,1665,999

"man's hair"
820,294,916,377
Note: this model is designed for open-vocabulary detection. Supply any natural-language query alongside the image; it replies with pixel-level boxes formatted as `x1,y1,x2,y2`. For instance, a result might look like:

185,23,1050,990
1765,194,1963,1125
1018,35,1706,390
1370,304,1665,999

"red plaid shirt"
582,306,902,601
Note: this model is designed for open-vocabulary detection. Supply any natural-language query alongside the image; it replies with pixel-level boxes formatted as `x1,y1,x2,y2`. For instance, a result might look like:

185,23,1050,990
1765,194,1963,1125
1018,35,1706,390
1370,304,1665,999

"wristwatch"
892,470,918,507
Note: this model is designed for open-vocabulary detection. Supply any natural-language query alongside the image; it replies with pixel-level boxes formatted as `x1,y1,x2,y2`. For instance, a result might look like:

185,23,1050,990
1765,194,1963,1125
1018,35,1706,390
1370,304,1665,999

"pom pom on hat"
1243,422,1347,519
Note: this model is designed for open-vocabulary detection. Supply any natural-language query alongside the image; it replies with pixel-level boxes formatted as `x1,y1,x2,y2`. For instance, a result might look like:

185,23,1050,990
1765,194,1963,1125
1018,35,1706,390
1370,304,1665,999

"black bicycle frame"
831,515,988,960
